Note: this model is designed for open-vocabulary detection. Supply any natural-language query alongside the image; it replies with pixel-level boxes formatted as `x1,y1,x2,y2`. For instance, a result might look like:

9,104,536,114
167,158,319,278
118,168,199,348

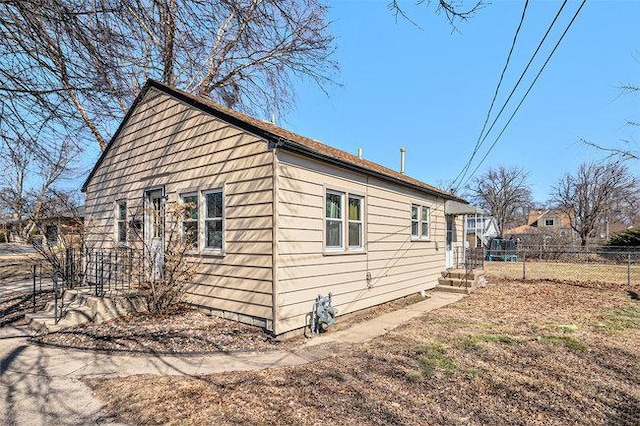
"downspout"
271,147,280,335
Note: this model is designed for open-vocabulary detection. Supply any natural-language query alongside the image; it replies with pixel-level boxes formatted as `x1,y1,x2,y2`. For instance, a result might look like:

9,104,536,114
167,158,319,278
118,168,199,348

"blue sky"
280,0,639,203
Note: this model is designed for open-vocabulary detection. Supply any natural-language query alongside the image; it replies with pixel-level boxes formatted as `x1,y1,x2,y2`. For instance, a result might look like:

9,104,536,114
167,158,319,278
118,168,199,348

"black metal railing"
40,247,147,296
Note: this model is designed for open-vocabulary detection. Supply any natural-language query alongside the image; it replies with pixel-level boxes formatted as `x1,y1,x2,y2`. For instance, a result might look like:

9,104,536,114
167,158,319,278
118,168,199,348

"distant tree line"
467,161,639,247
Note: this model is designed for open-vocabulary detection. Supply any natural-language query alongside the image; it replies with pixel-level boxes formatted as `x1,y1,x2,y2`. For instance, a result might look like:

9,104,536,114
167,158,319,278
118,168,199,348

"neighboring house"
465,214,498,248
505,209,577,247
82,79,471,335
3,208,84,247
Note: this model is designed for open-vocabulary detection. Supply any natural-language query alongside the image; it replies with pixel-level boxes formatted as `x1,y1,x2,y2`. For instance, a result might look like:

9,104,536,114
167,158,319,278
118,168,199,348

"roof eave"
81,79,465,204
281,140,464,202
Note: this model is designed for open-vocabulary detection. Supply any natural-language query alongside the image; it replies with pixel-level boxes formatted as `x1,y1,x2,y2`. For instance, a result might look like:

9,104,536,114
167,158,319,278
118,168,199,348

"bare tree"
0,140,30,221
550,161,639,247
581,64,639,161
0,136,80,239
388,0,484,29
467,165,533,235
0,0,337,153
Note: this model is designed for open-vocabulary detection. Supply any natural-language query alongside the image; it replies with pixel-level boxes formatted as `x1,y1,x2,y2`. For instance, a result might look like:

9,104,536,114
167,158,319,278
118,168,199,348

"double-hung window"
421,207,430,239
116,199,127,243
181,193,198,248
325,191,344,250
204,190,223,251
411,204,419,237
325,190,365,253
348,196,363,250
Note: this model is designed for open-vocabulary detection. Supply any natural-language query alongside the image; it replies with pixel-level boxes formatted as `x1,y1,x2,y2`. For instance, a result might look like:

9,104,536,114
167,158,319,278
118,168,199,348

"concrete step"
441,269,486,280
434,284,472,295
27,289,147,335
438,277,473,288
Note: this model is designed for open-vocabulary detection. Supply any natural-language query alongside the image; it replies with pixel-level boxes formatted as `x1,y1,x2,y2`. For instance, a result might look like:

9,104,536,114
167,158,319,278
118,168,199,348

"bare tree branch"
0,0,338,155
466,165,533,235
550,161,639,247
388,0,484,31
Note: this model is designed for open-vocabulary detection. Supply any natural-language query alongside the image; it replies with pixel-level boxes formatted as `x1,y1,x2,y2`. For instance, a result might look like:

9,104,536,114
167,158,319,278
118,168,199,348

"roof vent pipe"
400,147,406,174
357,147,363,159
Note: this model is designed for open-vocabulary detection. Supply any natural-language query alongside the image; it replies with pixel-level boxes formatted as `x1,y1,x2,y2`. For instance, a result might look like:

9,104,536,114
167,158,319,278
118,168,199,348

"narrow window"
325,191,344,249
348,195,363,249
411,204,419,237
467,217,476,230
421,206,430,239
116,199,127,243
181,193,198,248
204,190,223,250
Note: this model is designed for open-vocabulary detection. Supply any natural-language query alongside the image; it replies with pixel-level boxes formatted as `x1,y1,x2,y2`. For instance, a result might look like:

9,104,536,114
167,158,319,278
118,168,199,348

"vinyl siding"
84,88,274,324
275,150,448,334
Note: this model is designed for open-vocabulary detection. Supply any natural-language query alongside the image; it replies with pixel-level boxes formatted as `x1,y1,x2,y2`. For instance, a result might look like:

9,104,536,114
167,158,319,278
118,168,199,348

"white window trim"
323,187,367,255
180,192,199,251
202,188,225,254
421,206,431,240
325,190,345,252
348,194,364,251
411,204,420,238
115,199,127,244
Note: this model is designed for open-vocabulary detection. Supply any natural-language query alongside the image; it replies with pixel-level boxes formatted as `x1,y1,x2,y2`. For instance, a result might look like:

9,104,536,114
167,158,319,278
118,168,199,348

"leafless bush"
129,201,199,314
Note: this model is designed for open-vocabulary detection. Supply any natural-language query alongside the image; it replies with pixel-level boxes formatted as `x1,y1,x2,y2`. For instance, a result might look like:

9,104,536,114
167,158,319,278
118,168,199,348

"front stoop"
25,289,146,334
435,269,486,295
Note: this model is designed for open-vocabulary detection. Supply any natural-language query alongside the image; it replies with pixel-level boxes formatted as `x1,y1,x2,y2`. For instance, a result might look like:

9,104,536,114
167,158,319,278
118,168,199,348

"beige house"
82,80,470,335
506,209,574,237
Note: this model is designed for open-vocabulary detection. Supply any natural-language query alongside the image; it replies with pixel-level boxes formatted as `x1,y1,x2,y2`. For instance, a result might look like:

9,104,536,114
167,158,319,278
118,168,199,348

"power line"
459,0,588,189
451,0,530,191
454,0,569,192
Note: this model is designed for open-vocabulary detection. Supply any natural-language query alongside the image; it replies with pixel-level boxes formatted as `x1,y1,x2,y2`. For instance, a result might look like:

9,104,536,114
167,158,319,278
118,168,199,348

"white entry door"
445,216,454,268
145,188,165,280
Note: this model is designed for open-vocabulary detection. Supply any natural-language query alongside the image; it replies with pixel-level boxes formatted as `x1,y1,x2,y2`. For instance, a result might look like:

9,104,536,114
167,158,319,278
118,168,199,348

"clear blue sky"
280,0,639,203
74,1,639,204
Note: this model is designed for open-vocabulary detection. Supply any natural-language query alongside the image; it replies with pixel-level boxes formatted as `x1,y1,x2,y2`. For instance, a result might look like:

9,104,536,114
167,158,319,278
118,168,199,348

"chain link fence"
483,246,639,288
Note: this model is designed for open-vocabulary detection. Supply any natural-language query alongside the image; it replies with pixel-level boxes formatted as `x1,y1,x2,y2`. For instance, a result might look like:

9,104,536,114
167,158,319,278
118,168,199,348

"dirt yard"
35,293,425,353
86,280,640,425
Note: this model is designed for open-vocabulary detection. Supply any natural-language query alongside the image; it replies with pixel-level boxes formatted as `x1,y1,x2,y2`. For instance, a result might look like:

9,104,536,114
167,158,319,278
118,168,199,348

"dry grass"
35,307,284,353
86,280,640,425
34,292,428,354
485,260,639,286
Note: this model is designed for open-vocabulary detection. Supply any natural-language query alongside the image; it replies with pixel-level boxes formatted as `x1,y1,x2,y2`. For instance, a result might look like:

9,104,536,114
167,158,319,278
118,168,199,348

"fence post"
522,251,526,280
629,253,632,288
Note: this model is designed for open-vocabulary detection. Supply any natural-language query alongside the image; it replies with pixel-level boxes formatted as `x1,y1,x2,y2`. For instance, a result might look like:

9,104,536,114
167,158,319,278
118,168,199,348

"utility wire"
451,0,530,191
459,0,588,189
454,0,569,192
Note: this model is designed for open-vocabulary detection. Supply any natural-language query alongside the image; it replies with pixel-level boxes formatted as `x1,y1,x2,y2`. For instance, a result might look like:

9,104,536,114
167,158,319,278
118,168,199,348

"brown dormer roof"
82,79,465,203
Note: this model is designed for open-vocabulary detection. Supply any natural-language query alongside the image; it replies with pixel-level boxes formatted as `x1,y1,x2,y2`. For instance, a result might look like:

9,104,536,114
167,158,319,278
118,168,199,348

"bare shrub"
129,200,199,314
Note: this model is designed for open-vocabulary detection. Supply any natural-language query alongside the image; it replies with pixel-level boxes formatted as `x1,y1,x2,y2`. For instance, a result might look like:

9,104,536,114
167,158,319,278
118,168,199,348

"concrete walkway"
0,291,463,425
